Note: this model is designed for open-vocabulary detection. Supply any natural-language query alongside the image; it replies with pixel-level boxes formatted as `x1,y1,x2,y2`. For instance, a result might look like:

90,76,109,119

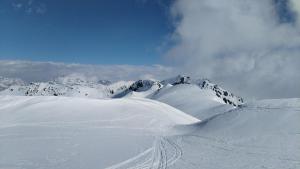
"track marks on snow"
105,137,182,169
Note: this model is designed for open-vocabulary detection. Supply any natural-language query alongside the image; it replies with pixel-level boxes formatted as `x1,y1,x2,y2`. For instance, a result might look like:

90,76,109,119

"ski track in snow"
105,104,300,169
1,95,299,169
104,136,183,169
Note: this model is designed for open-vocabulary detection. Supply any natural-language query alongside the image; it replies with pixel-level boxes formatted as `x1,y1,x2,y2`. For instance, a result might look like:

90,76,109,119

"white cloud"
166,0,300,99
0,60,175,82
290,0,300,13
290,0,300,25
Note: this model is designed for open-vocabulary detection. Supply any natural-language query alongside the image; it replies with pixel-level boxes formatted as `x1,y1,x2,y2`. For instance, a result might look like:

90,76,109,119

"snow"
0,83,299,169
151,84,234,120
0,76,25,91
1,96,299,169
0,75,243,107
113,80,162,98
0,96,198,131
169,98,300,169
0,96,199,169
124,84,162,98
0,80,134,99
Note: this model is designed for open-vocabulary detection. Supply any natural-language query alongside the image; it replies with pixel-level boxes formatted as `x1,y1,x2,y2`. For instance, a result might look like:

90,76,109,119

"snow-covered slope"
0,96,199,169
128,75,242,119
0,76,25,91
199,79,244,106
0,96,198,132
170,98,300,169
151,83,234,119
0,96,299,169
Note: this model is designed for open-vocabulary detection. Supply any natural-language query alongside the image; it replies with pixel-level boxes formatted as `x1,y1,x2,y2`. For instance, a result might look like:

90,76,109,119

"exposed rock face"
24,82,64,96
200,80,244,106
129,80,162,92
114,80,162,98
161,75,244,107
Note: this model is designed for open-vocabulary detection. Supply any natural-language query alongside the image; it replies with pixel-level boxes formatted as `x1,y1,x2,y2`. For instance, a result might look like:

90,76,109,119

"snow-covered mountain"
114,79,163,98
0,76,133,99
151,83,233,119
0,76,25,91
160,75,243,106
0,75,243,107
198,79,244,106
115,75,243,108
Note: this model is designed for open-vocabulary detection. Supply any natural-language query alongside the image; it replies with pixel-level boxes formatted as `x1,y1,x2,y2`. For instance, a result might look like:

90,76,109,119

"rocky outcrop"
200,80,244,106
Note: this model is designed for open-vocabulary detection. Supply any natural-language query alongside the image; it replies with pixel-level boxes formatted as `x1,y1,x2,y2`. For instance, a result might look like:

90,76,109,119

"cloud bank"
291,0,300,15
0,60,174,82
166,0,300,99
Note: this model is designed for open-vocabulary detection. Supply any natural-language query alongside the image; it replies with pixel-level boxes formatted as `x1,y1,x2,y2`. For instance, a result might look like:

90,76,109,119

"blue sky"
0,0,174,65
0,0,299,99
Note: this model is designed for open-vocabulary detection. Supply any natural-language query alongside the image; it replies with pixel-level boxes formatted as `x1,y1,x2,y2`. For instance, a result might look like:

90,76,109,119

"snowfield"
171,98,300,169
0,96,198,169
0,91,299,168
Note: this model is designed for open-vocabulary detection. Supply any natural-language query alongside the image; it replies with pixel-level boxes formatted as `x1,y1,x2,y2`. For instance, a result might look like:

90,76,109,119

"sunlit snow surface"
0,96,299,169
151,84,234,119
0,96,198,169
171,99,300,169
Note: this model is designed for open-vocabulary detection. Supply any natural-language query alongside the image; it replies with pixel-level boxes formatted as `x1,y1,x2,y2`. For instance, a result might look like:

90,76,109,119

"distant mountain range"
0,75,244,107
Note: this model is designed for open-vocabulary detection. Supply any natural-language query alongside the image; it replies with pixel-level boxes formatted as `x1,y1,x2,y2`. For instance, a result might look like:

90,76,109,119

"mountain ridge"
0,75,244,107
